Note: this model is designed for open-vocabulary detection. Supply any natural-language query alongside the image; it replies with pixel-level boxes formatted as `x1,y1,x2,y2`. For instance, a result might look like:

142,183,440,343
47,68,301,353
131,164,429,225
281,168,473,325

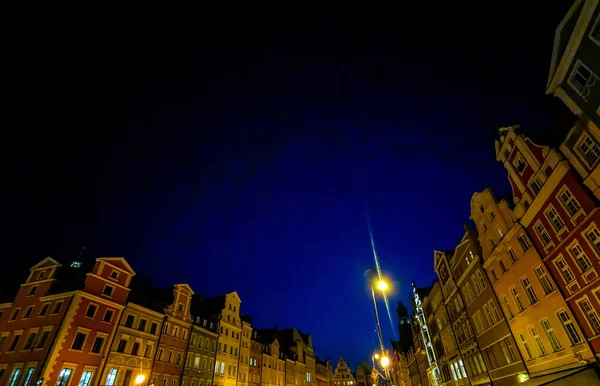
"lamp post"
369,274,394,386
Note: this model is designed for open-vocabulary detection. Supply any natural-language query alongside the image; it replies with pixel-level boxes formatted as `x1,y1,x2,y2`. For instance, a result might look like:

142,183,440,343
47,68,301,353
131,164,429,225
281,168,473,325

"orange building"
0,256,134,386
492,127,598,376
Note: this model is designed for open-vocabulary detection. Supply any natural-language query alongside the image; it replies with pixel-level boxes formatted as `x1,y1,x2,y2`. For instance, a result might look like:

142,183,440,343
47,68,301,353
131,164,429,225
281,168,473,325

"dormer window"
103,285,114,297
109,271,119,280
178,303,184,312
480,205,484,214
37,271,45,280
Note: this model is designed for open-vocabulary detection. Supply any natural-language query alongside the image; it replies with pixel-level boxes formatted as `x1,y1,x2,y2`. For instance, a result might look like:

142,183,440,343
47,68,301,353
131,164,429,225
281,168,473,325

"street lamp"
376,280,388,292
380,356,389,368
135,374,146,385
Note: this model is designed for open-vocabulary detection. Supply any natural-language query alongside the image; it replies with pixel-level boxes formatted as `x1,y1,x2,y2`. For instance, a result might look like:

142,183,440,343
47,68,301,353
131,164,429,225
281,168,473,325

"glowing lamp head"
135,374,146,385
373,354,379,359
380,356,390,368
517,373,529,383
376,280,388,292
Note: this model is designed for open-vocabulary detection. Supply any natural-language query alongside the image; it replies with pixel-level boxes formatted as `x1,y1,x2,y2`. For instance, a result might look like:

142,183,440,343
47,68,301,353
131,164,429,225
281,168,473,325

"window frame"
567,59,598,101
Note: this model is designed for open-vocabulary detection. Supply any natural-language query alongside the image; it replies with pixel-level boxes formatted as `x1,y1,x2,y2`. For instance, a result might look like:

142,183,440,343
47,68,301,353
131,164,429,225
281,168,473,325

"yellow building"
332,357,355,386
103,302,163,386
471,188,593,380
198,292,242,386
239,317,252,386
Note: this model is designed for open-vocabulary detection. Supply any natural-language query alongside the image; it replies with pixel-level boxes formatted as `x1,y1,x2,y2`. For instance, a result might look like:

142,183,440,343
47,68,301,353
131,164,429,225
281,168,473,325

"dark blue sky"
3,3,576,369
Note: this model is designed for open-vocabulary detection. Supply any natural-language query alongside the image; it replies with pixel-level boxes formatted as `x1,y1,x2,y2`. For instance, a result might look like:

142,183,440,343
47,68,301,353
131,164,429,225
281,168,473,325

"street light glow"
374,353,379,359
135,374,146,385
376,280,388,292
380,356,389,368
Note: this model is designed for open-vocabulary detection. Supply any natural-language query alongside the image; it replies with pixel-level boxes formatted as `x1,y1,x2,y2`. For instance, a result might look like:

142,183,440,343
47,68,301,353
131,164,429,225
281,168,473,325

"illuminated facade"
316,358,333,386
182,297,219,386
414,283,441,386
333,357,355,386
238,317,252,386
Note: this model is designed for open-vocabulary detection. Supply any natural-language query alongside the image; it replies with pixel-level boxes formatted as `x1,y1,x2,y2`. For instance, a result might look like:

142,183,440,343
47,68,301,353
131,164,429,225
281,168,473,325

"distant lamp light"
135,374,146,385
374,354,380,359
376,280,388,292
517,373,529,383
380,356,390,368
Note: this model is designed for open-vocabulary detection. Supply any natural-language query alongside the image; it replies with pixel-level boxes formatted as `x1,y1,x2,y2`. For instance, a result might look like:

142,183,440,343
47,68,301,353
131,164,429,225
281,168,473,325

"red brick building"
0,256,134,386
496,125,600,355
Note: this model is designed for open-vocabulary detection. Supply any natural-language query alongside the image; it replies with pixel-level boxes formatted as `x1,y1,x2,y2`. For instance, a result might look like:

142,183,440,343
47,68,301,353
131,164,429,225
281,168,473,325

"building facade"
547,1,600,202
332,357,355,386
315,358,333,386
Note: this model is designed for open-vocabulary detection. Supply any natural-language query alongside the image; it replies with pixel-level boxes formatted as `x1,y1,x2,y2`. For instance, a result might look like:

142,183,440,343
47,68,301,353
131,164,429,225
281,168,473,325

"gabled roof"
30,257,61,271
99,257,136,275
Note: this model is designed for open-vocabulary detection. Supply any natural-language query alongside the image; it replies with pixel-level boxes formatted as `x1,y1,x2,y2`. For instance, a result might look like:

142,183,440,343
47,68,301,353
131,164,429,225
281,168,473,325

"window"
71,261,82,268
37,271,45,280
23,306,33,319
463,282,474,305
91,336,105,354
534,265,555,295
150,322,158,334
545,207,566,232
529,326,547,356
23,367,35,386
557,310,582,345
79,371,94,386
497,227,503,238
177,352,182,364
117,339,127,353
508,248,518,264
86,304,98,318
102,285,114,297
490,268,498,282
531,178,543,194
569,243,592,272
518,235,530,252
138,319,147,331
559,188,582,216
591,14,600,44
488,300,501,322
475,270,487,292
27,286,38,296
511,287,526,312
10,308,20,321
71,332,87,351
521,277,538,305
8,334,21,351
125,315,134,328
162,323,169,334
36,330,50,349
39,303,49,316
541,319,562,351
57,368,72,386
167,351,172,363
8,368,21,386
587,226,600,253
514,155,526,174
52,301,63,315
534,222,552,246
144,344,152,358
578,298,600,334
554,256,575,284
482,304,493,327
103,309,113,323
499,258,507,274
106,368,118,386
0,335,7,350
517,332,534,360
23,331,37,350
131,341,140,356
569,60,598,100
489,238,496,249
157,348,163,361
110,270,119,279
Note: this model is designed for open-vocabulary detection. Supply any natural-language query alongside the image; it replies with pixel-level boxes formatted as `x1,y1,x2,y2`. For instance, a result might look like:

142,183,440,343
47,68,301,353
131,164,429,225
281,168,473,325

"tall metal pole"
371,286,392,386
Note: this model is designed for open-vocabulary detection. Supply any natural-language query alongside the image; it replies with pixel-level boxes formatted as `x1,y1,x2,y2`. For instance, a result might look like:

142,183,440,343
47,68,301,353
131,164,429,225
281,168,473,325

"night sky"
3,3,577,369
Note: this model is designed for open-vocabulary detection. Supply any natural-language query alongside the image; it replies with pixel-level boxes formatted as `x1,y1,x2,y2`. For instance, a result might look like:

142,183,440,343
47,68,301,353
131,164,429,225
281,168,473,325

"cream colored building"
239,318,252,386
199,292,242,386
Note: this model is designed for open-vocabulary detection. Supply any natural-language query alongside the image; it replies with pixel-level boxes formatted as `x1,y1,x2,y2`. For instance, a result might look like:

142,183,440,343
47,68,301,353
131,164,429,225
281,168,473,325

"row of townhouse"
392,1,600,385
0,257,334,386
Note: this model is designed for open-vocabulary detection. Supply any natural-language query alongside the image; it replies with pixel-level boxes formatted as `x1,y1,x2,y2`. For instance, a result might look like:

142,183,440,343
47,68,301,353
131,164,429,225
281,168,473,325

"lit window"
57,368,73,386
22,367,35,386
587,226,600,252
70,261,82,268
580,134,600,166
514,155,527,174
8,369,22,386
79,371,94,386
531,178,543,194
106,369,118,386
